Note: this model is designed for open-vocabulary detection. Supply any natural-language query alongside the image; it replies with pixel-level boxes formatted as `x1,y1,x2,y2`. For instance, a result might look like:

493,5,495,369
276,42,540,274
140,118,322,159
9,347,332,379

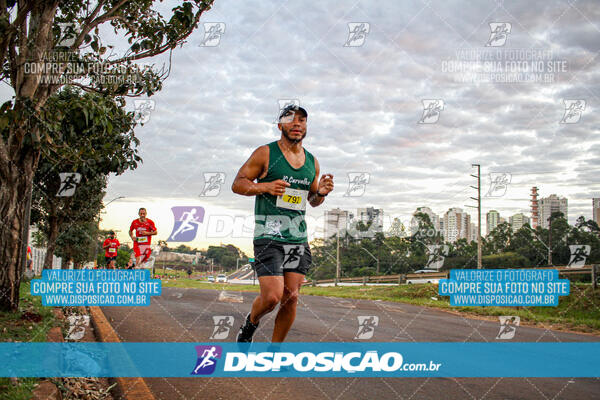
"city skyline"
99,190,596,255
99,163,597,253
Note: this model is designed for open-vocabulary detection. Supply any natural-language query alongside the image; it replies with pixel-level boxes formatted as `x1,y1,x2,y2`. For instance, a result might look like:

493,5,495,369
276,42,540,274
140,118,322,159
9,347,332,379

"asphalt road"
100,287,600,400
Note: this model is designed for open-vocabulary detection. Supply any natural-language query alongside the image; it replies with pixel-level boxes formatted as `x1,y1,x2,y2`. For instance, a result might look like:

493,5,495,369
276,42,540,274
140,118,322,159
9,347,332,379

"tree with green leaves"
569,217,600,265
0,0,215,311
57,220,97,267
575,216,600,234
451,238,477,259
32,174,107,269
205,244,247,270
483,221,513,255
387,217,406,238
545,211,570,265
306,213,598,279
508,225,545,267
31,86,139,269
173,244,196,254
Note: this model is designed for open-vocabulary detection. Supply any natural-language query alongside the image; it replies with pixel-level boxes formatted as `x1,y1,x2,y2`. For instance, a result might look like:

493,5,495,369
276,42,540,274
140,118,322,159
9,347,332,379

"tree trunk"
0,147,39,312
43,215,60,270
0,1,58,312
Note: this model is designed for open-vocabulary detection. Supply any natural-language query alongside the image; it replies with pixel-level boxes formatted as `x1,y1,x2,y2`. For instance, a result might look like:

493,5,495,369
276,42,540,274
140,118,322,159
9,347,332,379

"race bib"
108,248,117,253
137,236,148,243
276,188,308,211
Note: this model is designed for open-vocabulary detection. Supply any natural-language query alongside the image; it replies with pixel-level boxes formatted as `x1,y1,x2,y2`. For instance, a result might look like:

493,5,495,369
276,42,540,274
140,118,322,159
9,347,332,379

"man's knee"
280,289,299,308
262,292,282,310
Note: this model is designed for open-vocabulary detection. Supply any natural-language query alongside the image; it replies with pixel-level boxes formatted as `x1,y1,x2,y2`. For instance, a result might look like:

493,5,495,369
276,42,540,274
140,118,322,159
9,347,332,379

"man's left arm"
148,221,158,236
308,157,334,207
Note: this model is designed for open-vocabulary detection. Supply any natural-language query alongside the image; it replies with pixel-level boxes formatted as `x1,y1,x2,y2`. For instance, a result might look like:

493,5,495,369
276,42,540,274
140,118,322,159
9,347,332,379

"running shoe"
237,313,259,342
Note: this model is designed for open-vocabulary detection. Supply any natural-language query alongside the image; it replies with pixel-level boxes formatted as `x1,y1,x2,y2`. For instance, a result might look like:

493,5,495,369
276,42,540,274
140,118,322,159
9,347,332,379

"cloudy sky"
105,0,600,255
6,0,600,255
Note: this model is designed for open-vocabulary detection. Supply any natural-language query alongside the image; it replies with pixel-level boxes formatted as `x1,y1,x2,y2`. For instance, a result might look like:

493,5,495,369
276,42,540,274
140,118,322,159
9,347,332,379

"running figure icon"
170,208,202,241
354,316,379,339
193,346,218,374
56,172,81,197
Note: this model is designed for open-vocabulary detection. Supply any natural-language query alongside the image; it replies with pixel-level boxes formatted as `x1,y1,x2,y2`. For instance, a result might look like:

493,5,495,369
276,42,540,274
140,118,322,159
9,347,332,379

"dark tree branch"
107,6,205,65
72,0,129,50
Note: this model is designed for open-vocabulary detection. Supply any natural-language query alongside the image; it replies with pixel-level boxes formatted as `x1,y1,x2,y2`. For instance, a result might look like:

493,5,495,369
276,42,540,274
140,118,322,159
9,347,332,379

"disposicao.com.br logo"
224,351,441,373
190,344,442,376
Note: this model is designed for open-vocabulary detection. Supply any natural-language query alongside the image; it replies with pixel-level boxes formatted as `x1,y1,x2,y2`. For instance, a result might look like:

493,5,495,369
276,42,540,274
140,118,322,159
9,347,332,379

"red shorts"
133,243,152,260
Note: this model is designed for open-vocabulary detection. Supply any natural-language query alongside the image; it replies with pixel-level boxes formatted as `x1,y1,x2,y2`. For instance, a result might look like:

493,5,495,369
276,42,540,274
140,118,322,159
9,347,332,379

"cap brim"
279,106,307,121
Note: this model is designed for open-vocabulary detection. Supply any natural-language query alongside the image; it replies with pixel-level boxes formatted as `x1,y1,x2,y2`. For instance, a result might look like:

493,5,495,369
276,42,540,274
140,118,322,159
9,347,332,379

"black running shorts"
253,239,312,277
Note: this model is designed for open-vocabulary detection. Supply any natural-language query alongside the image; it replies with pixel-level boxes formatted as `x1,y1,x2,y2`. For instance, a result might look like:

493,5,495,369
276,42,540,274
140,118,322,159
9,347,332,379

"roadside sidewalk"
30,306,116,400
88,306,155,400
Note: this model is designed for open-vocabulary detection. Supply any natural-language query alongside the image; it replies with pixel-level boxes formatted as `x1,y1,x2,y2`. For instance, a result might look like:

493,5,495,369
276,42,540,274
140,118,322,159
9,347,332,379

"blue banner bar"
0,342,598,377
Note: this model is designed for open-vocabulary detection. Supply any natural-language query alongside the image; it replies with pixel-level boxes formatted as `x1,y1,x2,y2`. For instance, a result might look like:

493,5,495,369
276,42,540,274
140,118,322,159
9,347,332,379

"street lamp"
105,195,126,207
331,212,342,286
360,246,379,275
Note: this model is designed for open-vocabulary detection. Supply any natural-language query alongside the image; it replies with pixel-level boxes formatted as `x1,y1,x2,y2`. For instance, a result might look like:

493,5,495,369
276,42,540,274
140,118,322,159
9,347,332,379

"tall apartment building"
324,208,353,239
593,198,600,226
509,213,530,232
486,210,501,236
470,222,478,242
356,207,384,233
539,194,568,229
443,207,471,243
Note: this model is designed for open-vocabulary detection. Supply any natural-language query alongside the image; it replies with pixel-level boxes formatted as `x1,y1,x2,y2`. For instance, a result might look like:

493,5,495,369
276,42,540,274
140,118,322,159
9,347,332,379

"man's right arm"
129,224,135,242
231,146,290,196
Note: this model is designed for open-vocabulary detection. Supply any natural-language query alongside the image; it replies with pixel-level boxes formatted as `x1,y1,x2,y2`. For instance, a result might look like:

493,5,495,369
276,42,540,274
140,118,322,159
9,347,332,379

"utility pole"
469,164,482,269
548,216,553,266
336,225,340,286
327,211,344,286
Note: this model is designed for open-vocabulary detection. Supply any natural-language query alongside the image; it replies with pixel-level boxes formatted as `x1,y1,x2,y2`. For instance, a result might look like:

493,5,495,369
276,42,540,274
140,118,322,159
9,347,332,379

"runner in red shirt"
102,230,120,269
129,208,157,268
26,245,33,272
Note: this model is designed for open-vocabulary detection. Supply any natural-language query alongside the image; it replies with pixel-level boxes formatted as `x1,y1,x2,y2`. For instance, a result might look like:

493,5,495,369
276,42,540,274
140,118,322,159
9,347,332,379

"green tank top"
254,141,316,243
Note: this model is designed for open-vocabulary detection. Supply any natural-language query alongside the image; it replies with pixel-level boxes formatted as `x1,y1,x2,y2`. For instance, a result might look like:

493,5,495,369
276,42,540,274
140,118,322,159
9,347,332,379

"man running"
26,245,33,272
129,208,157,268
102,230,120,269
232,104,334,342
